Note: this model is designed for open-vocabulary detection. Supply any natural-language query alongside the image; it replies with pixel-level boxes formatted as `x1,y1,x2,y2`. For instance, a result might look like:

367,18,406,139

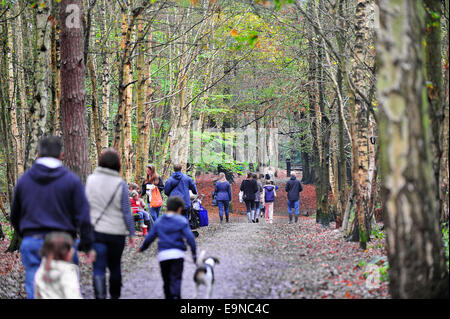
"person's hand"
128,237,137,248
80,249,96,264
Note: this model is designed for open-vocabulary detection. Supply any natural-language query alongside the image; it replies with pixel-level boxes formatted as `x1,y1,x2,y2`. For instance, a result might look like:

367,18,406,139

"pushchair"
189,193,205,237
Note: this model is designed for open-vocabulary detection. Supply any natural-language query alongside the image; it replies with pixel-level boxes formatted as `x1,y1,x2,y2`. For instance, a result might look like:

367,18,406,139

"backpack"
150,187,163,208
264,186,275,202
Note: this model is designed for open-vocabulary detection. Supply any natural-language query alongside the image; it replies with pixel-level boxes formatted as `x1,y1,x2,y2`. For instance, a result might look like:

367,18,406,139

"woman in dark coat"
240,172,258,223
214,172,232,223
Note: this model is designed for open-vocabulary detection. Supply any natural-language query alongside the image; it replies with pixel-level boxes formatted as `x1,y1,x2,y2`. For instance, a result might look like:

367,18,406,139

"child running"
138,196,197,299
34,232,83,299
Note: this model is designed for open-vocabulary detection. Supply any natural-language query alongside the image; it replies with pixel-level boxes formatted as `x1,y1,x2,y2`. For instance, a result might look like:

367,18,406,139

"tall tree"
377,0,449,298
59,0,90,183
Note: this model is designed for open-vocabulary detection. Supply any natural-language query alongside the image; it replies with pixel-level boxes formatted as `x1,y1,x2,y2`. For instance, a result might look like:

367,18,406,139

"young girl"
34,232,83,299
263,181,276,224
130,190,152,234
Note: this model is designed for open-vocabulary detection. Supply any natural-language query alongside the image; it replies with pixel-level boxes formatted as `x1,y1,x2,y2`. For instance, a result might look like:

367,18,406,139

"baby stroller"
189,193,205,237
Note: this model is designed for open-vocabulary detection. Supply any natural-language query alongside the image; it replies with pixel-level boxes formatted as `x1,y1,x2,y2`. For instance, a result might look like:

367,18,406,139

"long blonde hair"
218,172,226,182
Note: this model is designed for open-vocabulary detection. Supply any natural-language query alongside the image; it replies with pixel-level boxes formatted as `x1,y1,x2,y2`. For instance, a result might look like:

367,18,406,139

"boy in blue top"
138,196,197,299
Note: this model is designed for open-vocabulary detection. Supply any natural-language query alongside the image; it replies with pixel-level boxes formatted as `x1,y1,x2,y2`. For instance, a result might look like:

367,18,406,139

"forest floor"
0,213,390,299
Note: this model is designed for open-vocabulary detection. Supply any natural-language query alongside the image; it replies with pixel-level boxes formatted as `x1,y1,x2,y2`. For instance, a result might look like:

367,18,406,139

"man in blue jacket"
164,164,198,219
10,136,95,298
285,173,303,224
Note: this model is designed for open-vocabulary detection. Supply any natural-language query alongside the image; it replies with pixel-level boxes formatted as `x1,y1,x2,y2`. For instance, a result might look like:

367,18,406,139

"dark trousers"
160,258,184,299
93,231,126,298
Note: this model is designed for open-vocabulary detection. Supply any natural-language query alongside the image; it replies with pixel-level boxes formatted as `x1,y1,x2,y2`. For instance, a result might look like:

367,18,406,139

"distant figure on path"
85,148,136,299
138,196,197,299
240,172,258,223
10,136,95,299
285,173,303,224
164,164,198,220
141,164,164,221
263,181,277,224
214,172,232,223
34,232,83,299
252,173,263,223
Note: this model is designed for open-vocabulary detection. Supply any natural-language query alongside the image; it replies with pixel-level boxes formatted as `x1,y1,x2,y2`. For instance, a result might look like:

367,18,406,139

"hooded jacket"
10,160,94,252
285,176,303,202
164,172,197,209
139,213,196,257
34,258,82,299
263,184,276,203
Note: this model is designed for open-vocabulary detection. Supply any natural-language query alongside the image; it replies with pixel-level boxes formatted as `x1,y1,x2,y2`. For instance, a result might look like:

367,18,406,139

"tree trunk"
27,0,52,168
135,14,146,183
59,0,90,183
376,0,449,298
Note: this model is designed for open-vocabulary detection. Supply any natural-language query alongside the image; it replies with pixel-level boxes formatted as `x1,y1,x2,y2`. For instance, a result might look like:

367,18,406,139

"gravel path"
79,214,389,299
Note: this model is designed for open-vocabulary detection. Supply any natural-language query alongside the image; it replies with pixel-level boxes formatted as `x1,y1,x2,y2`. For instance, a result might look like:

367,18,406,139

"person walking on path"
252,173,263,223
34,232,83,299
141,165,164,221
138,196,197,299
214,172,232,223
10,136,95,299
285,173,303,224
240,172,258,223
263,181,277,224
164,164,198,220
85,148,137,299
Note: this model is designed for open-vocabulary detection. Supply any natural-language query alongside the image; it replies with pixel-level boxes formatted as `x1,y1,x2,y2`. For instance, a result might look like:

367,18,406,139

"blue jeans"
217,200,229,221
20,235,79,299
92,232,126,298
136,210,150,221
150,206,161,221
252,201,261,220
244,200,255,221
287,200,300,217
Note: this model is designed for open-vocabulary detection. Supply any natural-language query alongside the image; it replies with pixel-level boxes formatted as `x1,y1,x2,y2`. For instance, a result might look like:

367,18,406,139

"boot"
289,214,293,224
93,275,106,299
110,277,122,299
295,215,299,223
247,213,252,223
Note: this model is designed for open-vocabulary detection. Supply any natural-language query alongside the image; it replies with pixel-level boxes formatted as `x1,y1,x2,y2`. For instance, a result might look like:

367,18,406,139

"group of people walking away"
214,168,303,225
10,135,303,299
11,136,197,299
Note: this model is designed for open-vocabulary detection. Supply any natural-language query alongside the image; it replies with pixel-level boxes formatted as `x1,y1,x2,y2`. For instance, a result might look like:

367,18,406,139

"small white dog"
193,250,219,299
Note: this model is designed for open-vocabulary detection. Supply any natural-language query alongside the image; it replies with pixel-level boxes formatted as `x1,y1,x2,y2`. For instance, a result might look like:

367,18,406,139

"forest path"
79,214,389,299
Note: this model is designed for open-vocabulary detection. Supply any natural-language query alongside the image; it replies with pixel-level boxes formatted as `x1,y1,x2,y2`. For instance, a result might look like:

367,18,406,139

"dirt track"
79,214,389,299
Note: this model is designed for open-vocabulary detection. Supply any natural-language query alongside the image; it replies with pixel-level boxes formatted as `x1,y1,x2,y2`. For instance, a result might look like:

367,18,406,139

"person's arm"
240,181,244,191
299,181,303,192
62,267,83,299
157,177,164,192
227,183,232,201
164,178,172,196
72,178,94,253
189,177,198,195
139,223,158,252
141,180,146,197
182,222,197,262
10,184,21,235
285,181,290,193
121,182,135,237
